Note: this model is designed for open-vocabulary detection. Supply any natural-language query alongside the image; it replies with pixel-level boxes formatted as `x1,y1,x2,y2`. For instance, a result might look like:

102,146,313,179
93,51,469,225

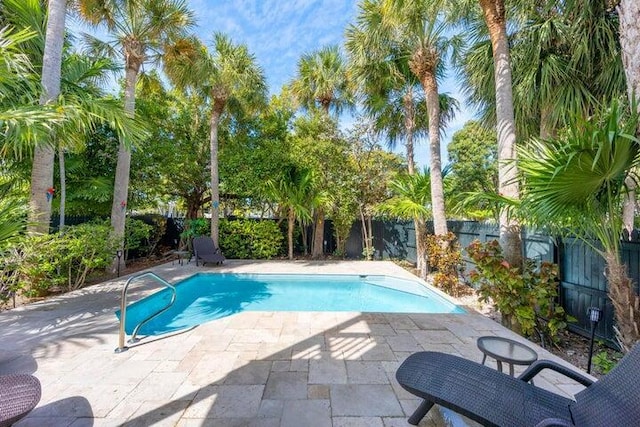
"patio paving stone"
346,361,389,384
309,358,347,384
3,260,591,426
330,384,404,416
263,371,308,400
280,399,331,427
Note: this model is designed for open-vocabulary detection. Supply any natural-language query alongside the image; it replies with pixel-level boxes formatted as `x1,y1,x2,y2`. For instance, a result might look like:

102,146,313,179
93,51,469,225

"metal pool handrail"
115,272,177,353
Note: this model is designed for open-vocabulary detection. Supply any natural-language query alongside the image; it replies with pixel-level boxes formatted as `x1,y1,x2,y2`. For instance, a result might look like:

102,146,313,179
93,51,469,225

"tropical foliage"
2,0,640,357
518,102,640,350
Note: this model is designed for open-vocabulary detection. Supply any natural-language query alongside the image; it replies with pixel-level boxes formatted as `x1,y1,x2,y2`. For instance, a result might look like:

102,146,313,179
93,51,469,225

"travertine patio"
0,260,590,426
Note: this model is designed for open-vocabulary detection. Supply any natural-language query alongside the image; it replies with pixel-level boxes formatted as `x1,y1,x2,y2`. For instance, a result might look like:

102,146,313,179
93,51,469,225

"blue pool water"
118,273,465,336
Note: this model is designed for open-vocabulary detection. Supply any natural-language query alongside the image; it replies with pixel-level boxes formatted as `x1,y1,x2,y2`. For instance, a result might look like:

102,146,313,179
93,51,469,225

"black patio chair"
395,343,640,427
192,236,225,266
0,374,41,427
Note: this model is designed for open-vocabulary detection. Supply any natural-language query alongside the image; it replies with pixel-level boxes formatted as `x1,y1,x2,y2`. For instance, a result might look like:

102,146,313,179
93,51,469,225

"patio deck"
0,260,591,426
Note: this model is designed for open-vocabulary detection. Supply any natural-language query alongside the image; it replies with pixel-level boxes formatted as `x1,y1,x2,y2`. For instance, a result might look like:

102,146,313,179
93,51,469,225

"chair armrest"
518,360,594,387
535,417,576,427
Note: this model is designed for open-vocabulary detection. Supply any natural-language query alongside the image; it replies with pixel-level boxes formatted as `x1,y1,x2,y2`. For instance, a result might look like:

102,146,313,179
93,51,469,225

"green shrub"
0,248,24,305
180,218,210,243
129,215,167,256
219,219,283,259
467,239,570,344
124,218,154,259
18,223,117,295
425,232,468,297
593,350,623,374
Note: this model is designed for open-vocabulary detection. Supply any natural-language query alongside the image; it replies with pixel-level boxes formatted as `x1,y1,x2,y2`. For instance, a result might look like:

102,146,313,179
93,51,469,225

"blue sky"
71,0,474,168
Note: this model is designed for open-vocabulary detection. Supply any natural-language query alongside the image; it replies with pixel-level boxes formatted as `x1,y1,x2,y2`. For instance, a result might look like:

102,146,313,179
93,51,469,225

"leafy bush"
124,218,154,259
18,223,117,295
129,215,167,256
0,248,24,305
180,218,210,247
467,239,570,344
219,219,283,259
425,232,469,297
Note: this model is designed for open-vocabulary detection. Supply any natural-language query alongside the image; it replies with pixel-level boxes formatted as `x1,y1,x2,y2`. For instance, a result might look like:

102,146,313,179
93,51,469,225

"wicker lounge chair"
396,344,640,427
0,374,41,427
192,236,225,266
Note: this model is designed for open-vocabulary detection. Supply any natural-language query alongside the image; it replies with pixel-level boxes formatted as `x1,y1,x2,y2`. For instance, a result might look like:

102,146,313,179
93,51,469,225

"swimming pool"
118,273,465,336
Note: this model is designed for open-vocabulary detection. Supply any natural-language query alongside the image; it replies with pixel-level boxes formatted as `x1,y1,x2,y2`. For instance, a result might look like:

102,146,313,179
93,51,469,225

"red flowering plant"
467,239,571,345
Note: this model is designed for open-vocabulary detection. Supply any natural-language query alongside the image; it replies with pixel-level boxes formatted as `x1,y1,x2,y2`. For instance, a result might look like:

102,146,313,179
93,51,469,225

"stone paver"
0,260,591,426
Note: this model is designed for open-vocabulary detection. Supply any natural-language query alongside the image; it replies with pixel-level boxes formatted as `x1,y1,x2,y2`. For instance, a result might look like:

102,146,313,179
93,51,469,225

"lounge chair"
395,344,640,427
192,236,225,266
0,374,41,427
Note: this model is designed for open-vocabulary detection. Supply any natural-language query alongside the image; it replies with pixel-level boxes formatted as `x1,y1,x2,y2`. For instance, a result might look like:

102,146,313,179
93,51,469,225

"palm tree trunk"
403,89,416,175
312,209,325,258
288,208,295,260
359,206,372,260
415,217,427,279
479,0,522,268
618,1,640,238
422,73,447,236
209,104,224,247
28,0,67,235
109,65,137,272
604,250,640,352
58,146,66,231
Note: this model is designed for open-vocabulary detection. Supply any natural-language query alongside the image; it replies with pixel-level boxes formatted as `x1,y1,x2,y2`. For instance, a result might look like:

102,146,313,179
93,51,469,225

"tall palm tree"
266,166,318,260
78,0,195,268
27,0,66,235
346,0,459,175
55,53,145,228
364,0,453,239
476,0,522,268
346,0,459,274
291,45,353,258
519,103,640,351
166,33,267,246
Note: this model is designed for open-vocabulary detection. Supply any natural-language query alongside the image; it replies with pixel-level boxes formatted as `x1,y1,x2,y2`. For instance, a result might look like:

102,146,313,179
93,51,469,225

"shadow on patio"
116,313,477,426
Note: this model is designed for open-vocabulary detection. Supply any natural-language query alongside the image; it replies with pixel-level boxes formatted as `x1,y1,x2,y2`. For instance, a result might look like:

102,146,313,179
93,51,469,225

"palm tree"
78,0,195,267
166,33,267,246
460,1,624,140
291,45,353,258
26,0,66,235
362,0,453,239
55,53,145,228
346,0,459,175
5,0,145,232
266,166,318,260
518,102,640,351
377,168,432,277
291,45,352,116
475,0,522,268
347,1,459,274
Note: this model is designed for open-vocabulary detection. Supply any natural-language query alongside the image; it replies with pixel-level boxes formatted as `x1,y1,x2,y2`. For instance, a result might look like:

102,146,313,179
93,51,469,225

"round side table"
477,336,538,376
